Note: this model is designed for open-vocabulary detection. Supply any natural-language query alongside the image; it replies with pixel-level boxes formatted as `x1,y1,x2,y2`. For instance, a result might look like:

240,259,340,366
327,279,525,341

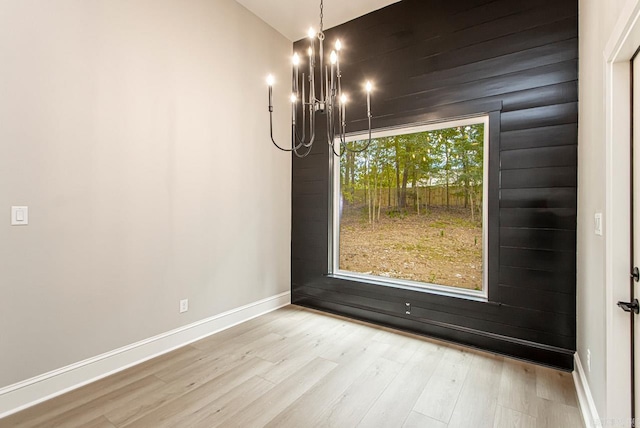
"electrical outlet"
594,213,603,236
11,206,29,226
587,349,591,372
179,299,189,313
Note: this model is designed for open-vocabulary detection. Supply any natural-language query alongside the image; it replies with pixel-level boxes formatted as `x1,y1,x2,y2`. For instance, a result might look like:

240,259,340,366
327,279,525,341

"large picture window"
331,116,489,297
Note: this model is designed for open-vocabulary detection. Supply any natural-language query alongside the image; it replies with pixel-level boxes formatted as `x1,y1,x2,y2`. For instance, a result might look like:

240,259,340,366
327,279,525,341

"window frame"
328,115,490,300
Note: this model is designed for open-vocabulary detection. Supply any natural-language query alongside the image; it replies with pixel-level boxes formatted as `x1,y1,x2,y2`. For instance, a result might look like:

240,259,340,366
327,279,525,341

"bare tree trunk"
445,144,450,209
372,168,378,228
465,180,469,209
470,191,475,222
400,163,409,209
364,178,367,206
349,152,355,203
395,145,401,209
366,157,371,225
378,185,382,221
446,180,450,209
387,169,391,207
368,185,372,225
344,153,350,206
462,158,469,209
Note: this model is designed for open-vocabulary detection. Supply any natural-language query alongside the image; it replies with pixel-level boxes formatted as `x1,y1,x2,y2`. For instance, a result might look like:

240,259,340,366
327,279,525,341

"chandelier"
266,0,373,158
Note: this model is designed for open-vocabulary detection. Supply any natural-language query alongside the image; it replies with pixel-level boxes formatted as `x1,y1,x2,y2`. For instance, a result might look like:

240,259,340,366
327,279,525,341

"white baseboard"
573,352,601,428
0,291,291,419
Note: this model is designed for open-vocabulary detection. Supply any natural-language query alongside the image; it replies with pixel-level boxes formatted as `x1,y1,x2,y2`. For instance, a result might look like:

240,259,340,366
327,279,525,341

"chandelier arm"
292,125,305,146
339,115,373,153
336,129,347,145
310,67,315,106
326,101,333,144
293,117,307,145
268,83,306,152
328,106,340,149
268,111,295,152
327,128,334,149
330,138,341,157
319,37,325,101
303,102,317,147
335,98,346,146
331,88,340,142
341,141,372,154
328,96,346,150
293,141,314,158
269,109,311,153
327,101,341,158
291,102,306,147
293,121,315,148
295,103,316,148
300,73,306,141
293,96,315,149
330,143,341,157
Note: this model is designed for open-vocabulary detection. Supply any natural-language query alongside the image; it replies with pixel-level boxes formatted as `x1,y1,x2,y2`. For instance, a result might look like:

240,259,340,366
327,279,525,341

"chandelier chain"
319,0,324,32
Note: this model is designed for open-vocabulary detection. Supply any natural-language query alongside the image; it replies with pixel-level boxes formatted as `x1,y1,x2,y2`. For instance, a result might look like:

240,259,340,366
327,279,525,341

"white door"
632,54,640,422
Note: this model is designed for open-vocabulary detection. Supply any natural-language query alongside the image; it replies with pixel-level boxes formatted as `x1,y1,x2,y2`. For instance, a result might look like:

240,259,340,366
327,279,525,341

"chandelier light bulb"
308,27,316,39
365,81,373,93
292,53,300,66
266,74,275,86
290,93,297,103
340,94,347,104
335,39,342,51
330,51,337,64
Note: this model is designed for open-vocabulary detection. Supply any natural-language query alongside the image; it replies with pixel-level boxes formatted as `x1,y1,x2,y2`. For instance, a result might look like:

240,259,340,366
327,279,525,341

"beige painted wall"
0,0,291,388
578,0,628,418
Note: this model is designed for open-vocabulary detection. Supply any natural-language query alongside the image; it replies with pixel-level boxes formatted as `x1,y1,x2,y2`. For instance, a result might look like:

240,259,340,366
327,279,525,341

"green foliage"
386,208,407,219
339,121,485,218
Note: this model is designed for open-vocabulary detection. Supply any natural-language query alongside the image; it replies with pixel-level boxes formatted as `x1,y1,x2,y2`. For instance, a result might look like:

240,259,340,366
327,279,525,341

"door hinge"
632,267,640,282
617,299,640,314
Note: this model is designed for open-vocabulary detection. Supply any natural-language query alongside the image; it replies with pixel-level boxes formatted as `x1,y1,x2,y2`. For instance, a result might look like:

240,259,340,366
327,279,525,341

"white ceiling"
235,0,401,41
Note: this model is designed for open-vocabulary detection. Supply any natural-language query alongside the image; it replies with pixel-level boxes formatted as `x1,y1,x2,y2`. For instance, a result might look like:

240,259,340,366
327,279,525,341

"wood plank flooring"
1,305,584,428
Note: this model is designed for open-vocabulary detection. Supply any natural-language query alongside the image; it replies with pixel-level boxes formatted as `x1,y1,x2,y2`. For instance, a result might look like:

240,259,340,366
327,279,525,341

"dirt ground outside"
338,206,483,290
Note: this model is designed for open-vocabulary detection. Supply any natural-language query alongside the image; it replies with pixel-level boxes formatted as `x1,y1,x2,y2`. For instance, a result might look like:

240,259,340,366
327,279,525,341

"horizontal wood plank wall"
291,0,577,370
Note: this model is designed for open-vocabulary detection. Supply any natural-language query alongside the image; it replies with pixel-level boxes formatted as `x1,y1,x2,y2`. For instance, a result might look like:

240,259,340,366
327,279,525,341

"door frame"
604,0,640,422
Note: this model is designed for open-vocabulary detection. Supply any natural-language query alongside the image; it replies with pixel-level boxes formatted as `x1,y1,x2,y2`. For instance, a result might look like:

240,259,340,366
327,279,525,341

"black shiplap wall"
291,0,577,370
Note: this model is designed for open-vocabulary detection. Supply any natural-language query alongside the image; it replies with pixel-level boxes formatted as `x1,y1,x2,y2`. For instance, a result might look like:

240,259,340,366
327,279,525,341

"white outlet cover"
11,206,29,225
594,213,602,236
179,299,189,313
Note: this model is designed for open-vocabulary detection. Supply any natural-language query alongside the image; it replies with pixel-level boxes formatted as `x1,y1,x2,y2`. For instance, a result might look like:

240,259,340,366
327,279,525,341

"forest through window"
333,117,488,294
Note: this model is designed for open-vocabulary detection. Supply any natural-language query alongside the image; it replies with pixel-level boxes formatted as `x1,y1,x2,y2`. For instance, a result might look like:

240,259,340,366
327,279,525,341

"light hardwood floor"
1,305,584,428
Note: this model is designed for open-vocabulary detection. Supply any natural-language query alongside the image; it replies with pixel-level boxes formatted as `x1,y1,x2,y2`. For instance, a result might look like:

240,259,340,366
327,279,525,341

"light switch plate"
594,212,603,236
11,206,28,226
